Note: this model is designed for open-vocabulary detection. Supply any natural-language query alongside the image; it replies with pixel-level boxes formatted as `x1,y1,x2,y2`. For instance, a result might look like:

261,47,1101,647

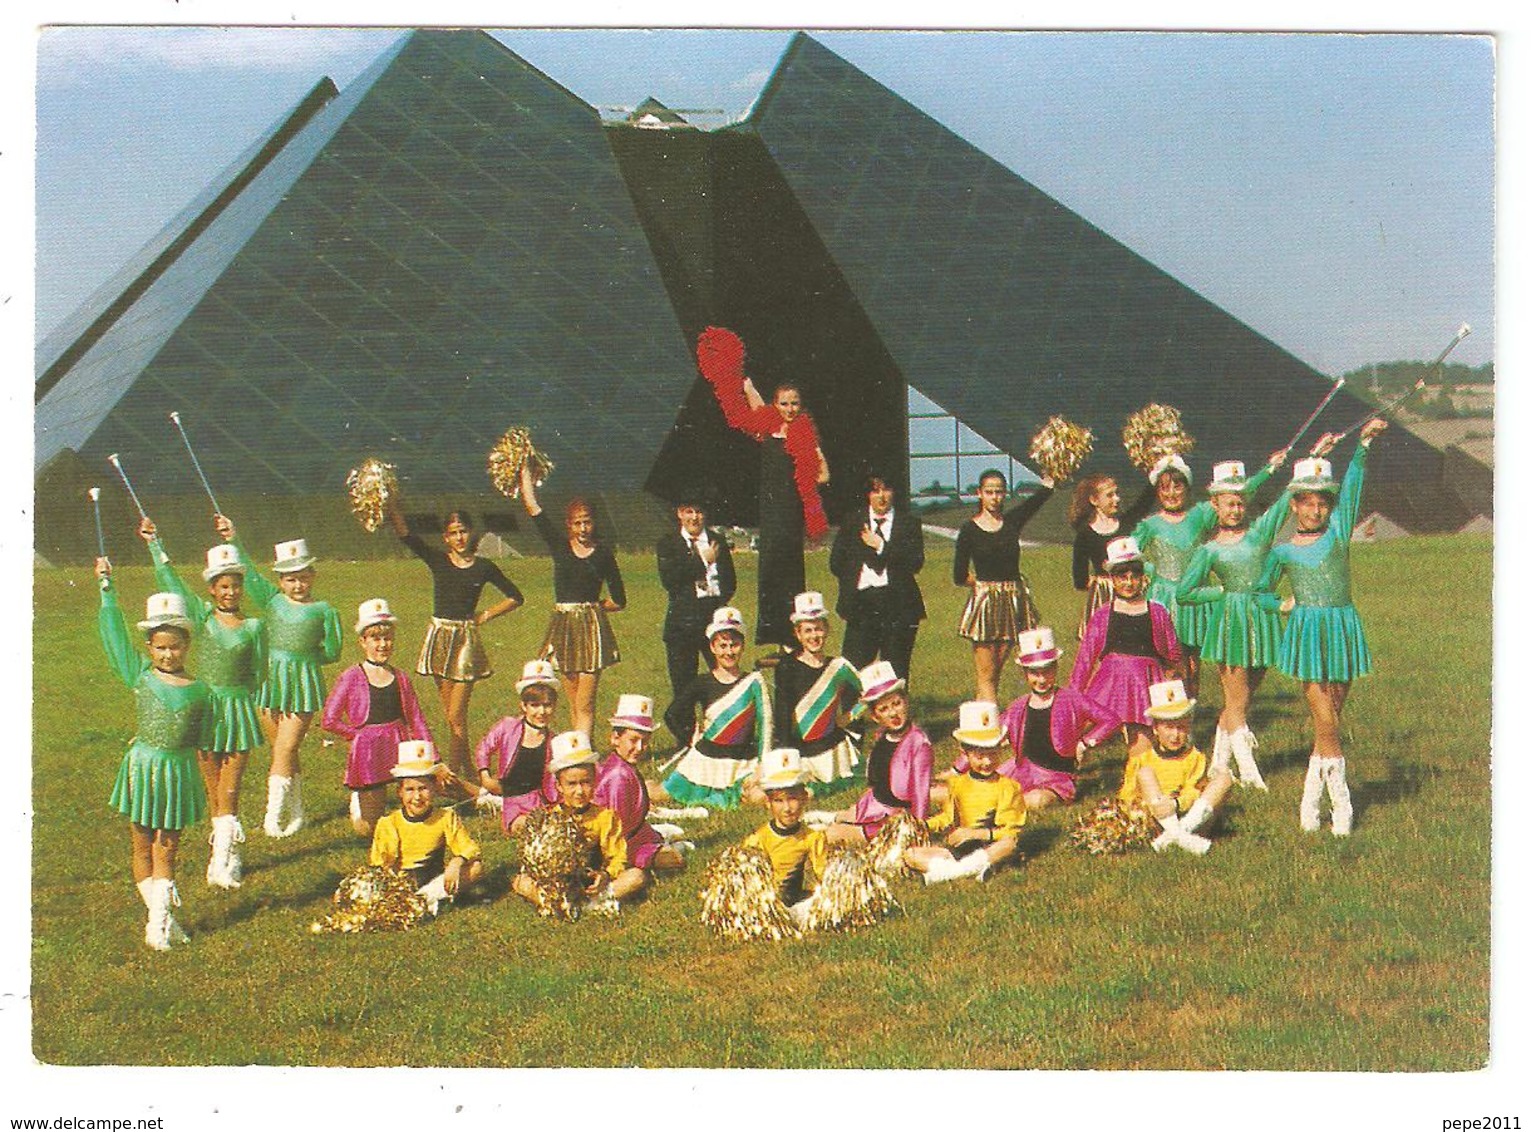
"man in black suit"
830,472,925,683
657,491,738,742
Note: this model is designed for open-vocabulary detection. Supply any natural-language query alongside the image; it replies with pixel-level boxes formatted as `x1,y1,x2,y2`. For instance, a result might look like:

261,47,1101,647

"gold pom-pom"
516,806,593,921
310,864,428,933
866,811,931,878
698,845,801,942
345,458,398,533
1121,403,1196,474
488,426,555,499
1029,416,1095,482
801,846,901,933
1068,799,1158,855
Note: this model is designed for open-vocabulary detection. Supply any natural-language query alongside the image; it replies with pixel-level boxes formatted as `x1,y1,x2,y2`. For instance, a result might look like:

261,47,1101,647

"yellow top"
1118,744,1208,811
370,807,481,874
743,821,829,901
570,804,629,880
927,771,1026,840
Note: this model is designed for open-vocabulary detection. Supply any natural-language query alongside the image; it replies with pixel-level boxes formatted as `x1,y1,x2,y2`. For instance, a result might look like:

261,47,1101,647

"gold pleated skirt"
542,603,620,674
416,617,492,682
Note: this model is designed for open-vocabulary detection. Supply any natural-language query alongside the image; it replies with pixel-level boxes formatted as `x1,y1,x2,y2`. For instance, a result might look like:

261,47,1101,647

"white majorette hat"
391,739,439,779
1104,536,1144,572
857,660,906,704
1015,626,1062,668
1148,453,1191,485
1207,460,1248,494
952,701,1006,747
1145,679,1196,720
272,538,316,573
355,597,398,634
758,747,812,791
138,592,193,633
1289,456,1339,494
790,591,828,623
609,693,656,733
516,659,559,694
705,605,747,639
548,730,598,774
201,543,246,583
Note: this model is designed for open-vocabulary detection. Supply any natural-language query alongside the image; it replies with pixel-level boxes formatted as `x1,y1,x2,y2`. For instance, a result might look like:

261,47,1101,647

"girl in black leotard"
1069,473,1155,639
386,498,523,787
952,468,1055,703
518,461,626,738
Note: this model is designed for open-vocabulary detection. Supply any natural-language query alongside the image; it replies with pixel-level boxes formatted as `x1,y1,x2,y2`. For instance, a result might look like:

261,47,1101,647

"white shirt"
857,508,893,590
685,529,721,598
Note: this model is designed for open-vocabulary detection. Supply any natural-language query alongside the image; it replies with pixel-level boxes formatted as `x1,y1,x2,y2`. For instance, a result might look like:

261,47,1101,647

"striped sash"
793,657,861,743
702,672,769,748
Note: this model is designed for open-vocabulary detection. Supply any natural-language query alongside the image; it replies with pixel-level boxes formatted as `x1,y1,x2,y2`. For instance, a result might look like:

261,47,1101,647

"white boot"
803,810,838,828
416,874,451,916
144,878,171,951
1323,757,1353,836
474,789,503,813
163,880,191,944
224,817,246,887
921,854,967,885
1152,811,1184,853
1299,756,1324,832
957,850,992,882
1181,796,1214,835
788,896,815,928
207,816,233,888
669,840,696,856
264,775,291,838
650,805,709,821
279,775,305,837
650,822,685,841
1210,725,1233,777
348,791,363,824
1231,727,1268,791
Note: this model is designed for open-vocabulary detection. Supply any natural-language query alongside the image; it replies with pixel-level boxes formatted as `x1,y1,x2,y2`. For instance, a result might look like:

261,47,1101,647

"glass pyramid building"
36,29,1480,560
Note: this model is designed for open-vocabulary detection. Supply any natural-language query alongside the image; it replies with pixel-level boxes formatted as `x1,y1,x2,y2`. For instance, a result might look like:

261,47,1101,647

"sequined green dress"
1255,446,1373,682
1132,465,1272,647
100,583,211,829
242,545,342,714
148,537,266,751
1174,485,1292,668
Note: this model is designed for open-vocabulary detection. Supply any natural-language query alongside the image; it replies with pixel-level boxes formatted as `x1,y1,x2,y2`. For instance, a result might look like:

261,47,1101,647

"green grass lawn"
31,533,1491,1069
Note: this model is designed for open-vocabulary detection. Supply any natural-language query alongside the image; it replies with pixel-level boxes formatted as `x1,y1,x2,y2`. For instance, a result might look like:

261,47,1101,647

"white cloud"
37,26,396,86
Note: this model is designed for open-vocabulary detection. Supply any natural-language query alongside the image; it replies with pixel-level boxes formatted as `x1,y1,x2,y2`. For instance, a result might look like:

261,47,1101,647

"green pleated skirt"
1199,592,1284,669
207,685,263,751
1278,604,1373,683
1149,575,1213,648
109,742,207,830
254,652,326,714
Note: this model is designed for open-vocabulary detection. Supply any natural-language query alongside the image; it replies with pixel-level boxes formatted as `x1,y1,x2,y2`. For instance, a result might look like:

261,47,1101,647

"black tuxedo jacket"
656,527,737,641
829,507,926,623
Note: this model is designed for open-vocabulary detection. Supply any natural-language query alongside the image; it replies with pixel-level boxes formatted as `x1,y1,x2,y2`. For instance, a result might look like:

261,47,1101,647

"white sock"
1181,797,1214,834
1299,756,1324,832
1323,757,1353,836
921,854,966,885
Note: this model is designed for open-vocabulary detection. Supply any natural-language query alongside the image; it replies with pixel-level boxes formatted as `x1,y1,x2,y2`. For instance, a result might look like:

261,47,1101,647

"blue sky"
35,27,1493,379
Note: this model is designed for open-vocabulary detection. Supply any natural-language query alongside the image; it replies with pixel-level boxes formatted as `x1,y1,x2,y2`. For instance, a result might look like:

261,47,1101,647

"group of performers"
92,321,1394,948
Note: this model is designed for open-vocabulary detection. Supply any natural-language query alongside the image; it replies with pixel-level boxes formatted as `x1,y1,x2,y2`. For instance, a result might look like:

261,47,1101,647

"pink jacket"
475,715,557,809
1070,600,1181,691
851,725,933,826
321,665,432,743
998,686,1121,776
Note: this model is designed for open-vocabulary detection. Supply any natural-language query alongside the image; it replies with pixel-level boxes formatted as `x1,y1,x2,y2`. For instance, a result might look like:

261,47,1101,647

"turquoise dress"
148,537,266,752
100,583,212,830
1255,446,1373,682
241,545,342,714
1175,485,1293,668
1133,465,1272,647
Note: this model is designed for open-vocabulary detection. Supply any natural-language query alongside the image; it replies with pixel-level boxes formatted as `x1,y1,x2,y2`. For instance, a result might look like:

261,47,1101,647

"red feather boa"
695,326,828,539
